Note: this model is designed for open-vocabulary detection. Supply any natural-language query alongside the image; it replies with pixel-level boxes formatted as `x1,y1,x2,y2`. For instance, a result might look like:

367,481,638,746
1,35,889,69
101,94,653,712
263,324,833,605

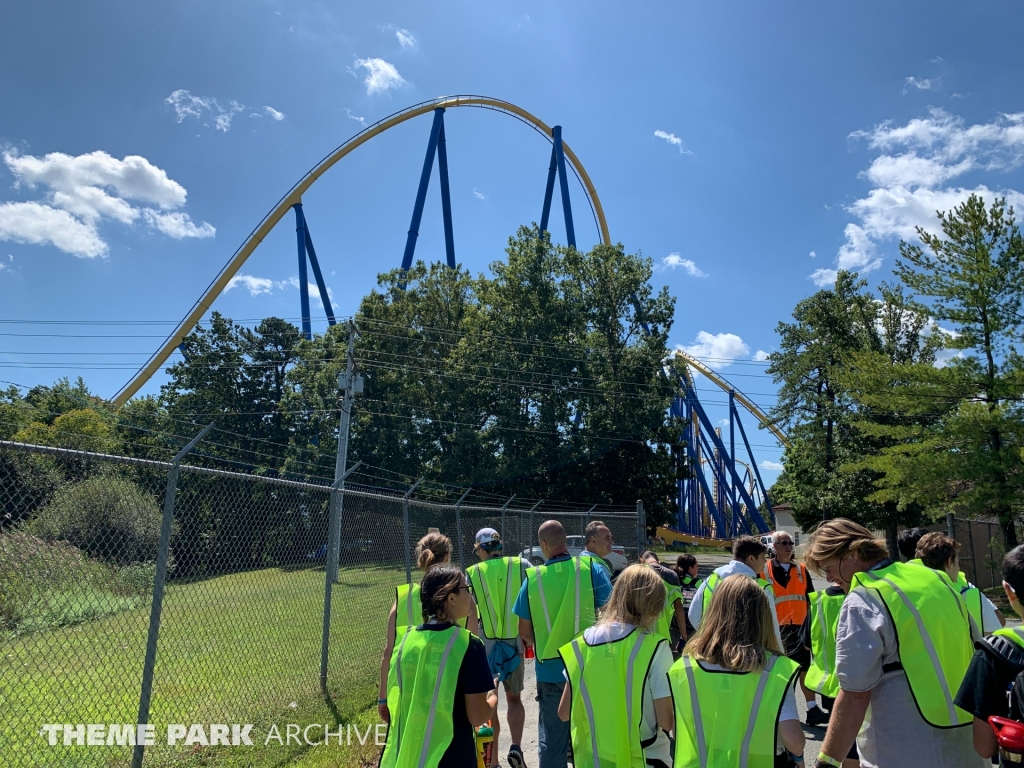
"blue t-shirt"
512,553,612,683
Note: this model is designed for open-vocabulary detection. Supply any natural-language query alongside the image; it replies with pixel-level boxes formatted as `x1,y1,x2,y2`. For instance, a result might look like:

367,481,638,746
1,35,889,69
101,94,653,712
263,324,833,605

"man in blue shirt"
513,520,612,768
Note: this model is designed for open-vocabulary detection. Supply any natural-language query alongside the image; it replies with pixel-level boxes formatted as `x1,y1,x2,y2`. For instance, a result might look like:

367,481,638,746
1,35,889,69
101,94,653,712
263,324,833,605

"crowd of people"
377,517,1024,768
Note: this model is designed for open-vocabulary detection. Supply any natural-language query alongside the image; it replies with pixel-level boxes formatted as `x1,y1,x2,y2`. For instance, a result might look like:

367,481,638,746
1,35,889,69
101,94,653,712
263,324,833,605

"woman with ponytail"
378,533,479,724
380,565,497,767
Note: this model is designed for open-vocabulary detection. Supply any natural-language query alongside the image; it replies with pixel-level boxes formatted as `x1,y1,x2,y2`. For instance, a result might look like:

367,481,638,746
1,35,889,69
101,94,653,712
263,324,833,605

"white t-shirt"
564,622,674,764
980,592,1002,634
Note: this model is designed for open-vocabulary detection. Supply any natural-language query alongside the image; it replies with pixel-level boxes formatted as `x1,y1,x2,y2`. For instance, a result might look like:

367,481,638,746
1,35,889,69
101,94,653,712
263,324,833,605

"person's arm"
466,692,498,727
973,716,998,759
378,604,398,723
687,581,706,630
467,598,481,637
673,598,687,642
558,683,572,721
655,697,674,733
518,617,535,646
779,719,805,759
819,689,871,765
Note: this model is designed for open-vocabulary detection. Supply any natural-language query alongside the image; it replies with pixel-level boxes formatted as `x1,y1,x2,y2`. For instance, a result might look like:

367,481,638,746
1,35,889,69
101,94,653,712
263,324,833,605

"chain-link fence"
0,438,641,768
948,515,1010,591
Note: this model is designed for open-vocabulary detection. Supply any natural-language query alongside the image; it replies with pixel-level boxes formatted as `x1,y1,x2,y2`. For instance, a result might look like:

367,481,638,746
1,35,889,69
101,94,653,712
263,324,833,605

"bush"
27,476,163,564
0,531,151,634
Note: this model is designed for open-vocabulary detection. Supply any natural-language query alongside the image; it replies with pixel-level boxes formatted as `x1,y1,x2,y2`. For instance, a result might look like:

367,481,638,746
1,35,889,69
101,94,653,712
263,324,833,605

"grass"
1,563,402,768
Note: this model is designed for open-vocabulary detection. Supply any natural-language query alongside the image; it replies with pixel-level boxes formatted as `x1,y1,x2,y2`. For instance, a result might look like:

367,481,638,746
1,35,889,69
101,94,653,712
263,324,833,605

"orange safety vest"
761,560,810,626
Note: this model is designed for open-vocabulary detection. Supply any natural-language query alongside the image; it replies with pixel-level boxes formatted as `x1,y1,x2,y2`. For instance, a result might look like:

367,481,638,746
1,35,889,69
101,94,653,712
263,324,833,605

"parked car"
520,535,629,574
759,534,776,559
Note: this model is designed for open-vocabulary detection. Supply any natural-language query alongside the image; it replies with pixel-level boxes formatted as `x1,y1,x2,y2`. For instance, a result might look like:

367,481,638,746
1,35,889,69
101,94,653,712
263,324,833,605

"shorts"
483,637,525,694
780,624,810,669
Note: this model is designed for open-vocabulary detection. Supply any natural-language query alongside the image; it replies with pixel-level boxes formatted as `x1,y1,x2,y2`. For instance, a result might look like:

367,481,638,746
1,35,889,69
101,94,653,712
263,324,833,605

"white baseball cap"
475,528,502,547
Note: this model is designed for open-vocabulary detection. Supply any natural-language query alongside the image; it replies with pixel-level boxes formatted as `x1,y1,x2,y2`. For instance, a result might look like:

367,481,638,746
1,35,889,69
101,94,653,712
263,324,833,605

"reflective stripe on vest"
853,563,973,728
670,653,800,768
467,556,522,640
994,626,1024,650
559,628,663,768
702,572,772,618
396,583,420,629
527,557,596,661
960,585,983,635
381,626,472,768
805,590,844,698
762,561,809,625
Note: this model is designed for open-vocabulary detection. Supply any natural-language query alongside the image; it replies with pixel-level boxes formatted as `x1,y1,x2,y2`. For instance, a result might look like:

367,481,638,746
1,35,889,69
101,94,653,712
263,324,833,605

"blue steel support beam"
685,380,769,534
301,218,337,327
293,203,312,340
553,126,576,249
729,390,738,529
540,142,557,234
733,398,777,530
684,419,727,536
435,117,457,269
400,108,445,273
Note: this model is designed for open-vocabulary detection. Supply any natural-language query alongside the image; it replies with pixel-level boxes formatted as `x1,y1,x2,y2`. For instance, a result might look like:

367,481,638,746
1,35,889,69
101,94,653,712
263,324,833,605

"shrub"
27,476,163,565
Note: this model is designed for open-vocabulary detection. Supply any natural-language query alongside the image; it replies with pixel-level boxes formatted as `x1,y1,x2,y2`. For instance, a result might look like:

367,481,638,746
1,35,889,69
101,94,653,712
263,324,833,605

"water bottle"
990,716,1024,767
476,723,494,768
524,643,535,660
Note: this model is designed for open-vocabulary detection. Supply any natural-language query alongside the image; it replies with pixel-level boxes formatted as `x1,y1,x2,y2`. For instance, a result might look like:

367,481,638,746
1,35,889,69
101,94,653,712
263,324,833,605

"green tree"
846,195,1024,547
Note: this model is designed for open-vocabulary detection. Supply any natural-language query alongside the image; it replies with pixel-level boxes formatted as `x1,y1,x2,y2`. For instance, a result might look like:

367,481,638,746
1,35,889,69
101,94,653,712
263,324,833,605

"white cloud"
679,331,750,367
395,28,417,48
812,108,1024,284
264,106,286,121
654,130,692,155
809,250,817,258
903,76,937,93
226,274,275,296
930,56,944,64
165,90,245,132
761,460,784,471
345,108,367,127
141,210,215,239
0,149,213,258
353,58,406,95
473,188,487,200
661,253,707,277
753,350,770,362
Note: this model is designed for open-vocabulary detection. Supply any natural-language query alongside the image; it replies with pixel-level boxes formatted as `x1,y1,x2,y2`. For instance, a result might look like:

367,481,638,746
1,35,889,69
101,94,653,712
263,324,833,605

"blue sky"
2,0,1024,476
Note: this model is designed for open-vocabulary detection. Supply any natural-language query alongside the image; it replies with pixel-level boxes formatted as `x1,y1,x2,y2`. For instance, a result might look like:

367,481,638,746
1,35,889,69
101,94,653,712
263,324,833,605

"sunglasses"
776,542,794,547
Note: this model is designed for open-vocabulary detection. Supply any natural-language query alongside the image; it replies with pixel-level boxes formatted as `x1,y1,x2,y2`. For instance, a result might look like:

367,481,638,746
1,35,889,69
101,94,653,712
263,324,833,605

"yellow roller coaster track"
673,350,790,448
112,95,611,406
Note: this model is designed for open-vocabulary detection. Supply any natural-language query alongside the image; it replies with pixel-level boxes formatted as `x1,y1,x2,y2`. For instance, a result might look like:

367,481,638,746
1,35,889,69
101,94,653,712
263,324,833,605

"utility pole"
328,320,363,583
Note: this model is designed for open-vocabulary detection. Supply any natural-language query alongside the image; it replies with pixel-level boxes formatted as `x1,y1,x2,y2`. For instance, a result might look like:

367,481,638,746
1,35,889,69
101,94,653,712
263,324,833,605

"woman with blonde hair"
377,532,479,723
803,518,979,768
556,564,675,767
669,574,805,766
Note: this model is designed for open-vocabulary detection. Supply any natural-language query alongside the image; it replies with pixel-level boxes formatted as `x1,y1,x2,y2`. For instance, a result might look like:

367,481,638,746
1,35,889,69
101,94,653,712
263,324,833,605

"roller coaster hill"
110,95,787,544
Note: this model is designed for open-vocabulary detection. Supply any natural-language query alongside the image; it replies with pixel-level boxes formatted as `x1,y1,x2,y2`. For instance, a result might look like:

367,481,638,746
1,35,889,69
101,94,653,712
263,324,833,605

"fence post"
946,512,955,539
966,519,978,586
584,504,597,536
330,321,363,584
455,487,472,569
132,423,213,768
500,494,516,545
636,500,645,560
528,500,543,556
403,479,424,585
320,460,362,691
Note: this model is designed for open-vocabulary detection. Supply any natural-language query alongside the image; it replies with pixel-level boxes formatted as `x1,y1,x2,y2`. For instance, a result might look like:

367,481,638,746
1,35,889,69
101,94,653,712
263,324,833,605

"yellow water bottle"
475,721,494,768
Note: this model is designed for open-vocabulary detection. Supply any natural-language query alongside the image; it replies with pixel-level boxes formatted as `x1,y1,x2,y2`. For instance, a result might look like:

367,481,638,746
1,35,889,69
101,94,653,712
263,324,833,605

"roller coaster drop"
112,95,785,540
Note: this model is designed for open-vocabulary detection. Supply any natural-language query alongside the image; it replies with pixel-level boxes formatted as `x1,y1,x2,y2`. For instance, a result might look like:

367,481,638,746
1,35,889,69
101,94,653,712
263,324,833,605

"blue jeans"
536,681,570,768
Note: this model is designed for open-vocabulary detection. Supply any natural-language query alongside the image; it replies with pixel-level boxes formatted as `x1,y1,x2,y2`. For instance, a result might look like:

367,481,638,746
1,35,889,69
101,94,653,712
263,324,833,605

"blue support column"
552,126,576,249
297,208,336,327
729,390,737,532
293,203,312,340
540,143,557,234
733,400,777,530
401,108,445,274
435,118,457,269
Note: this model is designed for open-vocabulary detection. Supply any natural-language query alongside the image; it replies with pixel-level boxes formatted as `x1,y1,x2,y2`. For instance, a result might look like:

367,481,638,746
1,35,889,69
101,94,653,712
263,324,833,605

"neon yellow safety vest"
993,625,1024,650
559,628,665,768
960,585,984,634
956,571,968,588
653,580,682,642
805,589,845,699
467,556,523,640
851,562,974,728
669,653,800,767
702,571,772,617
395,583,468,630
381,625,472,768
526,556,596,662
